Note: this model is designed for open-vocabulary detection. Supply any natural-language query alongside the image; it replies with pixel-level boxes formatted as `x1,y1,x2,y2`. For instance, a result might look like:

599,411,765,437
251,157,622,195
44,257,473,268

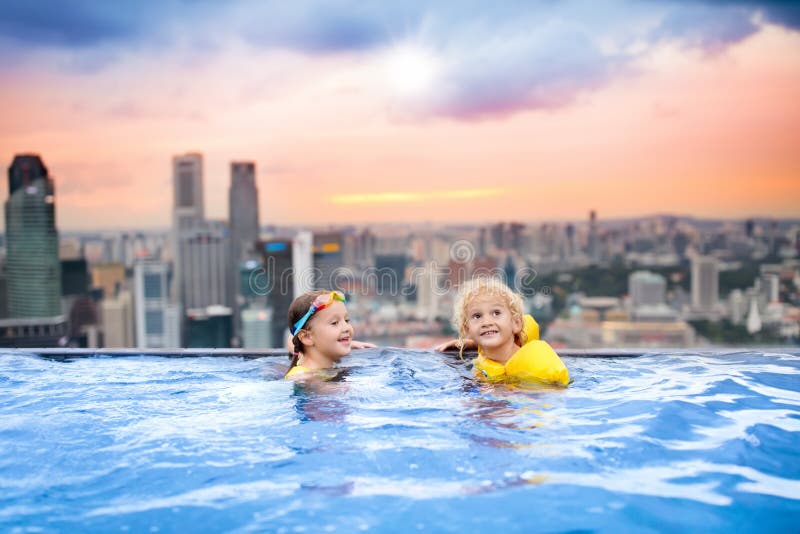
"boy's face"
464,295,522,351
305,300,354,361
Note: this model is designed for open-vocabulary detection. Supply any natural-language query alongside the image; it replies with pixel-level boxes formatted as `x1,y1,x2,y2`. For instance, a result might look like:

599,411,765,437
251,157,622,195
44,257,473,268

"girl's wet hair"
285,290,329,376
452,277,526,358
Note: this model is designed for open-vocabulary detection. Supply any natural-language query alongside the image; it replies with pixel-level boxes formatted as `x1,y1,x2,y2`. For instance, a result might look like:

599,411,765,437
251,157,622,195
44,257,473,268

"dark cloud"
760,2,800,30
686,1,800,31
0,1,148,48
2,1,797,54
652,4,759,51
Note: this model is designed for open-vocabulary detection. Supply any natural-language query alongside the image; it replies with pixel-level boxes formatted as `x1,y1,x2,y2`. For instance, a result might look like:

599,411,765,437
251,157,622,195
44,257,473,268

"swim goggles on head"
291,291,346,335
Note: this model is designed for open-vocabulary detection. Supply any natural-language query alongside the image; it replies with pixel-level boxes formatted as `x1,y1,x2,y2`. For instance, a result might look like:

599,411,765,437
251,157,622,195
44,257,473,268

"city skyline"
1,2,799,231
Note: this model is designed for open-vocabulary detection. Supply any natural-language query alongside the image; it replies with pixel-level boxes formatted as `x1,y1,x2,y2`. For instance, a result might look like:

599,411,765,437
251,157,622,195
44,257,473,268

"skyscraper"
101,290,135,348
258,232,313,347
0,259,8,319
91,262,126,300
229,162,259,265
229,161,259,343
177,221,230,310
629,271,667,308
185,305,233,348
172,153,204,306
587,210,599,263
134,260,181,348
172,153,204,229
5,155,62,318
241,307,273,348
691,255,719,311
313,231,344,290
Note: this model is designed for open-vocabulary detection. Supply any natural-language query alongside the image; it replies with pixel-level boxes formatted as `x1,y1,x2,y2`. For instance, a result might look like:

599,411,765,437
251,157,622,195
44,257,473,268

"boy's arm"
434,338,477,352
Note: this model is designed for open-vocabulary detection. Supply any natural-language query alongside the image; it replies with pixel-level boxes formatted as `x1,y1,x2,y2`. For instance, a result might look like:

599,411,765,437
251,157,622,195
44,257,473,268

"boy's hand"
434,339,477,352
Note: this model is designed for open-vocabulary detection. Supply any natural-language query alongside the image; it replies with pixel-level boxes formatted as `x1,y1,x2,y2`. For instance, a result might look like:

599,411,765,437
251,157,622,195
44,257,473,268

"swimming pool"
1,349,799,532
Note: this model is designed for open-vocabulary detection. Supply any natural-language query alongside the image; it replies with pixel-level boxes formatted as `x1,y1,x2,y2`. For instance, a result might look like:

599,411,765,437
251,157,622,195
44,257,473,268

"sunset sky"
1,1,799,230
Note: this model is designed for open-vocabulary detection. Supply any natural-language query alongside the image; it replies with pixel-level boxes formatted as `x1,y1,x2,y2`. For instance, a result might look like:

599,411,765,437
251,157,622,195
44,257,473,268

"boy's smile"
465,295,522,364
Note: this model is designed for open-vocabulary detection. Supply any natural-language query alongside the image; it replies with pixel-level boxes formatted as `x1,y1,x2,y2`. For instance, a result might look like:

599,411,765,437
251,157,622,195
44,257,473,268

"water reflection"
291,369,351,423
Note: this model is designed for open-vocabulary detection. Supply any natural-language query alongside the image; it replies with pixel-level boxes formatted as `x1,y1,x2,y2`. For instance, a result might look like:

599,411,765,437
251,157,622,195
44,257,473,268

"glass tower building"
4,154,62,318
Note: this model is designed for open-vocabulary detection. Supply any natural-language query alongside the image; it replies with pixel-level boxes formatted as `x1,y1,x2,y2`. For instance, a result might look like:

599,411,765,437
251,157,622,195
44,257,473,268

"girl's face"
464,295,522,352
304,300,354,362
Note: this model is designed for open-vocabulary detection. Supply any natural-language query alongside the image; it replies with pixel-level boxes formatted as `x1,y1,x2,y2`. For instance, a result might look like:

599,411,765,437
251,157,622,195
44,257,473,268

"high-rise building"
229,162,259,264
177,221,230,310
293,231,313,298
472,256,499,279
374,254,407,295
490,223,505,250
68,295,98,345
134,260,181,348
587,210,599,263
746,296,762,334
313,231,344,290
238,259,266,307
0,259,8,319
416,261,441,322
91,263,126,300
5,154,61,318
565,224,575,257
629,271,666,308
691,255,719,311
185,305,232,348
508,222,525,252
447,257,471,288
728,289,746,325
172,153,204,230
241,307,273,348
260,239,293,346
258,232,313,347
761,273,780,303
172,153,204,305
228,161,260,343
101,289,135,348
356,228,375,268
61,258,90,297
629,270,676,321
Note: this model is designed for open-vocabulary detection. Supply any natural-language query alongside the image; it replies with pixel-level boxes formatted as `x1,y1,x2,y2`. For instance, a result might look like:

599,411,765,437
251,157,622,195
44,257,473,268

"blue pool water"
1,349,799,533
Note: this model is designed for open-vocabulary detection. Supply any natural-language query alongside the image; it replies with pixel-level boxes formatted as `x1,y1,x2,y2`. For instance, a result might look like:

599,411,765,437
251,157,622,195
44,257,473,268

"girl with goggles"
285,290,374,378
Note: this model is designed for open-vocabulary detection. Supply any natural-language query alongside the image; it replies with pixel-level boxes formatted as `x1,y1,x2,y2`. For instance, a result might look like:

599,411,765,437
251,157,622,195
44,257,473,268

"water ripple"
1,349,799,532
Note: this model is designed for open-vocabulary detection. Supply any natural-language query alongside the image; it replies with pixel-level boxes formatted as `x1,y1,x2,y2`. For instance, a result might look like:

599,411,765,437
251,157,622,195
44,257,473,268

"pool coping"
2,347,797,360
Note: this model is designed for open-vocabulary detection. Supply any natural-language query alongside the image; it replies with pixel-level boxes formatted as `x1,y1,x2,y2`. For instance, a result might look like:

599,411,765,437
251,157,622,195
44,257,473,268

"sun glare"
384,44,441,99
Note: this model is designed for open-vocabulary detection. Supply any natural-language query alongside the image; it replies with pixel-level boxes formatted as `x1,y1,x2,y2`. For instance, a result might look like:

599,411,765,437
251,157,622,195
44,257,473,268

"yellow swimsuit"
473,315,570,386
285,365,340,380
285,365,311,378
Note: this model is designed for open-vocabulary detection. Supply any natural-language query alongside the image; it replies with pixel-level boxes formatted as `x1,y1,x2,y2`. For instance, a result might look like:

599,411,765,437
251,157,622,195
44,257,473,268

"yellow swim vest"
474,314,570,386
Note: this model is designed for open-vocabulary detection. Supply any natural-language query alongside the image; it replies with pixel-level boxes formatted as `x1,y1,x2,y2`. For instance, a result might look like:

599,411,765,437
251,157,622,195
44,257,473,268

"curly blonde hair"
452,277,527,352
